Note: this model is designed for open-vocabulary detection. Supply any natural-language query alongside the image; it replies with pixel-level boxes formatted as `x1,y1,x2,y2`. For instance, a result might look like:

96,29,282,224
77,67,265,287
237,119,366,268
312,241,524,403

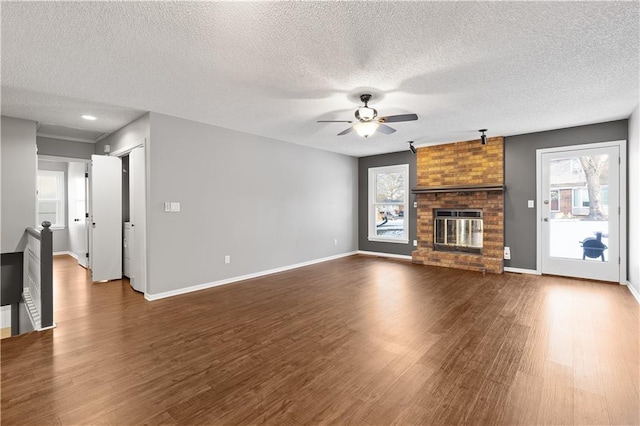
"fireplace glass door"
434,210,482,253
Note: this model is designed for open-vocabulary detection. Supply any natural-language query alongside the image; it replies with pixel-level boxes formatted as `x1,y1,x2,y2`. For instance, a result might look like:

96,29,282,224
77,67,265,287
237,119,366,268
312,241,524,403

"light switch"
164,202,171,212
170,202,181,212
527,200,535,208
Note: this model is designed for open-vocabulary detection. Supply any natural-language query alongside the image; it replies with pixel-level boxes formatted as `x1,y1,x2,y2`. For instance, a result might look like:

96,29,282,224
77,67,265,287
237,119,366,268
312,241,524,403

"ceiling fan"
318,94,418,138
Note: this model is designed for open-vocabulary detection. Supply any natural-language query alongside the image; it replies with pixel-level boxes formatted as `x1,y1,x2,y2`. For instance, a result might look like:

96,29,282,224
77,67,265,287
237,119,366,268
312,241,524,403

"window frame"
368,164,409,244
549,189,560,212
37,169,66,229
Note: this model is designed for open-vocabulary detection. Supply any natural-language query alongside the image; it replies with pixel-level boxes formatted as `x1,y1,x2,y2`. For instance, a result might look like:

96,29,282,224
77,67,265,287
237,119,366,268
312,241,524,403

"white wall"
0,305,11,329
38,159,70,253
1,116,37,253
628,105,639,298
146,113,358,296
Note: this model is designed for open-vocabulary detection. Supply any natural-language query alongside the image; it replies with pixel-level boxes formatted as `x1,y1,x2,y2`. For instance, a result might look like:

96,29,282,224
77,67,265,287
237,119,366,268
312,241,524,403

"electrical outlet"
224,255,231,264
413,201,418,208
503,247,511,260
527,200,535,208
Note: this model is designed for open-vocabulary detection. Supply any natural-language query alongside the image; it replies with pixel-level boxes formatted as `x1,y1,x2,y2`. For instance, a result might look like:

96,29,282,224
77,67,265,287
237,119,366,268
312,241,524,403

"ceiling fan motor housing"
355,94,377,121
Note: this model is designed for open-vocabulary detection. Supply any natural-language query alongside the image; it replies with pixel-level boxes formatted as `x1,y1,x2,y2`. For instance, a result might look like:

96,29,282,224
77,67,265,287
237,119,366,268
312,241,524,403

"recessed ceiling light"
81,115,97,121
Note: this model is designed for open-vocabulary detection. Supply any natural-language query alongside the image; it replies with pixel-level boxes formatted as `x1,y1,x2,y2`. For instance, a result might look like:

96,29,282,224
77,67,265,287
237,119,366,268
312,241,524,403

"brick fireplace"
411,137,505,274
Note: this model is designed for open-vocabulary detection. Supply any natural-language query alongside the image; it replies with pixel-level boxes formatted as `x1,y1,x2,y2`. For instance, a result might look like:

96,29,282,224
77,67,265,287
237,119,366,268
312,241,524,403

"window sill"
368,237,409,245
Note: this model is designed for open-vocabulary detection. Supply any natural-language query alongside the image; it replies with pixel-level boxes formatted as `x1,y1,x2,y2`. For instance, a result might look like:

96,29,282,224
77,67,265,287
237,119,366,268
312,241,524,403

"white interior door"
90,155,122,282
68,162,88,268
128,147,146,292
539,144,621,282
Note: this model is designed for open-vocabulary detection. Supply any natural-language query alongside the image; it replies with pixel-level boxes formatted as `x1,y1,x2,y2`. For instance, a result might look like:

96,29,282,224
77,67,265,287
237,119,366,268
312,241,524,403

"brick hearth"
412,137,505,274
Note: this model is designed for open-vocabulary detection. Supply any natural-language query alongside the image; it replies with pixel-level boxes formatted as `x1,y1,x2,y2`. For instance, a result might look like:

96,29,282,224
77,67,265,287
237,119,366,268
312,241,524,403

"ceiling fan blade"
378,113,418,123
317,120,353,123
337,126,354,136
377,124,396,135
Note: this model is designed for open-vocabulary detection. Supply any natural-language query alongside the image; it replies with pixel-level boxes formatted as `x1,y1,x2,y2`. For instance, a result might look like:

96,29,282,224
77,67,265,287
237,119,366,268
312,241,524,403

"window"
573,187,589,208
368,164,409,243
573,186,609,208
37,170,65,228
549,190,559,212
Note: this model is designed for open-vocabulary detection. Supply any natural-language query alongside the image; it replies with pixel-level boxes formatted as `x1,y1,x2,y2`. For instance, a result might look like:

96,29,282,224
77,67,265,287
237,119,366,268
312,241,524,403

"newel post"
40,221,53,328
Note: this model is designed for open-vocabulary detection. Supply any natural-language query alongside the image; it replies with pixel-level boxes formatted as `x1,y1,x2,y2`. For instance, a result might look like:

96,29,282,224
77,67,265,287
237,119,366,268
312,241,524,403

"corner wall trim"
53,251,77,260
625,281,640,304
357,250,413,261
144,251,358,301
504,267,542,275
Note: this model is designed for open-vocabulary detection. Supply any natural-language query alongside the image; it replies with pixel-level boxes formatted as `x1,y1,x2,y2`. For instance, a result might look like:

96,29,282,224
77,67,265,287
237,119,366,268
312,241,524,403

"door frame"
536,140,627,283
38,155,90,267
109,141,147,295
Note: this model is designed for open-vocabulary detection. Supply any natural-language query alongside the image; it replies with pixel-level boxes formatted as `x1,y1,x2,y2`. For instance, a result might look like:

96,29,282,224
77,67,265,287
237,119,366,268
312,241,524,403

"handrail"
22,221,53,330
26,227,42,238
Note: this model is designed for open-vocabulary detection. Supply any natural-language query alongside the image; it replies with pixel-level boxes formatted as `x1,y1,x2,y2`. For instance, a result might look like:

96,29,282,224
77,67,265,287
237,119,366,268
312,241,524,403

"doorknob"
543,200,549,205
543,217,549,222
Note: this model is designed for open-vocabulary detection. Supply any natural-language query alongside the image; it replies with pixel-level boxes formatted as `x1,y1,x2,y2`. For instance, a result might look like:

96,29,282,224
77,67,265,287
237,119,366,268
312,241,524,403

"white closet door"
90,155,122,282
68,162,88,268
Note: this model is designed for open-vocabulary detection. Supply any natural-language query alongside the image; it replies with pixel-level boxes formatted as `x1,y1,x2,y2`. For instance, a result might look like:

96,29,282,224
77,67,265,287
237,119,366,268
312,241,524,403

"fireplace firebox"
434,209,483,254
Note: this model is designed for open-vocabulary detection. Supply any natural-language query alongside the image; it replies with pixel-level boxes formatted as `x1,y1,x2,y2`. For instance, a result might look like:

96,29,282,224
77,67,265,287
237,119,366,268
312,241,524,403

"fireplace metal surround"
434,209,483,254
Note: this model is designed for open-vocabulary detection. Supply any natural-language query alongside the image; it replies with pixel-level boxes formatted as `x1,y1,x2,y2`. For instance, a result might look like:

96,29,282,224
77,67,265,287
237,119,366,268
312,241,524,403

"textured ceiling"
2,2,638,157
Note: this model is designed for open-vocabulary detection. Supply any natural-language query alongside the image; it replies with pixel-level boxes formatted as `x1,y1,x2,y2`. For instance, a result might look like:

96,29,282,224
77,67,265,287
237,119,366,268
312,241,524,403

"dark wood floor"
1,255,638,425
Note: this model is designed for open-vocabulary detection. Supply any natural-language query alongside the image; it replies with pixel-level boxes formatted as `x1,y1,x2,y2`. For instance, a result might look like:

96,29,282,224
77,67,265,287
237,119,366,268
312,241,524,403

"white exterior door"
68,162,89,268
128,147,146,292
539,143,622,282
90,155,122,282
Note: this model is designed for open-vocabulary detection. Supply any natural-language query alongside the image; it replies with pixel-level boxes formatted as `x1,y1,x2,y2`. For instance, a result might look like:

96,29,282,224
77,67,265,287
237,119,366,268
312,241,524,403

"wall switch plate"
527,200,535,208
224,255,231,264
413,201,418,208
334,238,338,246
170,202,181,212
504,247,511,260
164,202,171,212
413,240,418,247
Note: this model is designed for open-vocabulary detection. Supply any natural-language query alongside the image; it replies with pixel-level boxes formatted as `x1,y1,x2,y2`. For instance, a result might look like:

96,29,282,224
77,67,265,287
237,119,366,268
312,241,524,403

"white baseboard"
625,281,640,304
145,251,358,301
504,267,541,275
357,250,413,261
38,322,57,332
53,251,77,260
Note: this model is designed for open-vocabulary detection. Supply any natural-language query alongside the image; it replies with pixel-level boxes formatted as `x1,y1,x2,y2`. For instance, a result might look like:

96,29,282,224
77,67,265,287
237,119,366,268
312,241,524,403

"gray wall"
37,137,95,160
504,120,629,270
628,107,639,294
1,116,37,253
37,159,70,253
358,151,417,256
96,113,150,155
146,113,358,295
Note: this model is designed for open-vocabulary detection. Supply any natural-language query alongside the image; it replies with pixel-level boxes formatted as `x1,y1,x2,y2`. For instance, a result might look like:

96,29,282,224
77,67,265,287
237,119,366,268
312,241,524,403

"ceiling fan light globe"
355,107,377,121
355,121,379,138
